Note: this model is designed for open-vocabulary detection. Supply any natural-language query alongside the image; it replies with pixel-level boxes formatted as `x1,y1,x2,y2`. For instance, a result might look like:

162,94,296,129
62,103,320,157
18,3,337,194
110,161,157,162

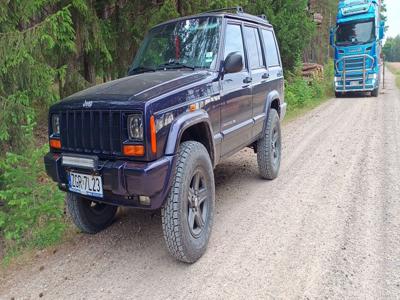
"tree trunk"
83,53,96,84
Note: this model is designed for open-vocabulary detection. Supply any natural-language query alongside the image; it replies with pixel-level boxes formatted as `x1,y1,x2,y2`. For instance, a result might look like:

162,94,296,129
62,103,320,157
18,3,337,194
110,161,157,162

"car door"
242,24,270,139
220,22,253,158
259,28,284,115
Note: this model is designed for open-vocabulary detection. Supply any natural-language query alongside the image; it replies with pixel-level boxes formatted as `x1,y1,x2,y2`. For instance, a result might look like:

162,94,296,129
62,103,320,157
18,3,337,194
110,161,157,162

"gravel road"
1,70,400,299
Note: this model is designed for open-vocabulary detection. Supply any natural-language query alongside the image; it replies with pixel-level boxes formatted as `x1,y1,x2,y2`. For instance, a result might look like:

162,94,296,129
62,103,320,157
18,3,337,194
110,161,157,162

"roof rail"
200,6,244,15
258,14,267,20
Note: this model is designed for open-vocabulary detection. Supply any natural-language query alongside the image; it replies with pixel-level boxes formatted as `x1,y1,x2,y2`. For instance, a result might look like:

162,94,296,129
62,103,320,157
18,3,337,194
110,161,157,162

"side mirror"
224,52,243,74
379,20,385,40
329,27,335,47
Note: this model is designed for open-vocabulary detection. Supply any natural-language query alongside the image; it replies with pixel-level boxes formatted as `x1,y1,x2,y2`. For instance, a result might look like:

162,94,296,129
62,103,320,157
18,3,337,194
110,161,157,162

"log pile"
302,63,324,79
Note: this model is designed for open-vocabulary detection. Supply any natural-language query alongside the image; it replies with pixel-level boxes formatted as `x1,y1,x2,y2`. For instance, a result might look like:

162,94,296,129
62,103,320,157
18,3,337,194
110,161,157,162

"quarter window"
224,24,245,69
244,26,263,69
262,29,280,67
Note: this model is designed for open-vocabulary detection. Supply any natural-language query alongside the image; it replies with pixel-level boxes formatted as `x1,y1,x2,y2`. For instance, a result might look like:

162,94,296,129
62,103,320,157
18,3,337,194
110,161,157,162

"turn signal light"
150,116,157,154
123,145,144,156
49,138,61,149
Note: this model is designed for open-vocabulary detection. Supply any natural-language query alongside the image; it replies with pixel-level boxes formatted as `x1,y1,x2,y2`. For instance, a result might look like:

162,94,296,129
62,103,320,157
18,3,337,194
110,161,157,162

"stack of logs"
302,63,324,80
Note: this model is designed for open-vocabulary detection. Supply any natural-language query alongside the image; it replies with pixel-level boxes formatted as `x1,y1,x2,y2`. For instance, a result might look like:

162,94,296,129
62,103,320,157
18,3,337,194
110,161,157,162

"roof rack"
258,14,267,20
200,6,244,15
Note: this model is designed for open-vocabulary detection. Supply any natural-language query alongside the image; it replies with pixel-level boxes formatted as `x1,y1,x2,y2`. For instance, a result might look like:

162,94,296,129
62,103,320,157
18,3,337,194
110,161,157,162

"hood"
62,70,211,104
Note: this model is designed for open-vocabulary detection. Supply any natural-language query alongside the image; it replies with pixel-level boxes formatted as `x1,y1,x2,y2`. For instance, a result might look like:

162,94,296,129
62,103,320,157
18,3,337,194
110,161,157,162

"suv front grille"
60,110,123,156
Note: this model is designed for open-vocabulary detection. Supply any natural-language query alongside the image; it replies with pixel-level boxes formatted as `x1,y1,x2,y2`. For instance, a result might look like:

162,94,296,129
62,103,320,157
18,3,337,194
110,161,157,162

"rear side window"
261,29,280,67
224,24,245,69
243,26,263,69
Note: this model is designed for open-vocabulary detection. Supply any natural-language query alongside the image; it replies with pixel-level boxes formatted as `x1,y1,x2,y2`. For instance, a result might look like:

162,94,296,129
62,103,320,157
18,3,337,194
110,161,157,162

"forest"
383,35,400,62
0,0,337,261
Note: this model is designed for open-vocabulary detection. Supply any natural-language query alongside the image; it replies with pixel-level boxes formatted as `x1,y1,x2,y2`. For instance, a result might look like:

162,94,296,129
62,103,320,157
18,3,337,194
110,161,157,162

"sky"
385,0,400,39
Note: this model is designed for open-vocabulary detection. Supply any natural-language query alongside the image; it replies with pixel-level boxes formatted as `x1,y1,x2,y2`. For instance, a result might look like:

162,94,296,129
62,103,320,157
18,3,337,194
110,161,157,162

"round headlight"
127,114,143,140
52,114,60,135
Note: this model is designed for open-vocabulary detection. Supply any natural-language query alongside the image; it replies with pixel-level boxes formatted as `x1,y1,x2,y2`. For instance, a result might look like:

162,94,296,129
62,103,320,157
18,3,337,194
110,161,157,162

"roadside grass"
386,62,400,89
0,145,70,266
284,60,334,122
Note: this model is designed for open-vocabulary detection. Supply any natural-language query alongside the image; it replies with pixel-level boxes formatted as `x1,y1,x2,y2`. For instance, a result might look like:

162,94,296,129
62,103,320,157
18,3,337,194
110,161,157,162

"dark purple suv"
44,7,286,263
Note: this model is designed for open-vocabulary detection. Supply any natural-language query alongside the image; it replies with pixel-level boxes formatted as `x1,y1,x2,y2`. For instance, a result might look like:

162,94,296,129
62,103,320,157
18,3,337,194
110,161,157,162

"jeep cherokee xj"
44,7,286,263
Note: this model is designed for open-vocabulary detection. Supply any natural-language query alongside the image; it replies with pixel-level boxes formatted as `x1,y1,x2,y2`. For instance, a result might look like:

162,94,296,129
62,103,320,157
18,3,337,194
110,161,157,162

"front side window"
336,19,375,46
261,29,280,67
224,23,245,69
130,17,221,74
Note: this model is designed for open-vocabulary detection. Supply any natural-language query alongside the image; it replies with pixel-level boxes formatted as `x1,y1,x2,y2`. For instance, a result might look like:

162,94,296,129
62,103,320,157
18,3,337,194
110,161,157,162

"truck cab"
330,0,385,97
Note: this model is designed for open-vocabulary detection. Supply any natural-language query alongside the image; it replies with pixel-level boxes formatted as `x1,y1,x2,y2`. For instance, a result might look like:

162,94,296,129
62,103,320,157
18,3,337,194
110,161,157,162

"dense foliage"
0,0,335,260
383,36,400,62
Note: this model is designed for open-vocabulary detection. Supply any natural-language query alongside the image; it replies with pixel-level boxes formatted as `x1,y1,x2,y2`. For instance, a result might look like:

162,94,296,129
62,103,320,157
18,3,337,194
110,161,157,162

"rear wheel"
161,141,215,263
257,109,281,180
66,193,118,234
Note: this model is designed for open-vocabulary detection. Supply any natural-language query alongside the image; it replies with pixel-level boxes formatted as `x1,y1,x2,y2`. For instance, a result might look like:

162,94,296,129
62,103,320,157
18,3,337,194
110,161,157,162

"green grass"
284,60,334,122
386,63,400,89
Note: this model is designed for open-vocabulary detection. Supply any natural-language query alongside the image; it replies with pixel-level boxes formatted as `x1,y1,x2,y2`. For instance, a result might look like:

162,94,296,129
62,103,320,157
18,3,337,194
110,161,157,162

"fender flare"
165,110,215,163
262,90,281,132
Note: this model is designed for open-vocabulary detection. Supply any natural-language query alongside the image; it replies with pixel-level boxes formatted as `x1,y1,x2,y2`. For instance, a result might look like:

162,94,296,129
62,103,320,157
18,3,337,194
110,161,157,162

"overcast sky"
385,0,400,39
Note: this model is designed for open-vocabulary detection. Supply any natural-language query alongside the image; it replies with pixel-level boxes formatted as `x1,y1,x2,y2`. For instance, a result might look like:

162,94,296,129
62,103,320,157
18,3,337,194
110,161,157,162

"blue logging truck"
330,0,385,97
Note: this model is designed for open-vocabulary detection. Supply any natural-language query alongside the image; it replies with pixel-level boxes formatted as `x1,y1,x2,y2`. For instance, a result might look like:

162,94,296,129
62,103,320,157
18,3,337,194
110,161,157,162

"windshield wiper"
128,66,156,75
157,61,195,71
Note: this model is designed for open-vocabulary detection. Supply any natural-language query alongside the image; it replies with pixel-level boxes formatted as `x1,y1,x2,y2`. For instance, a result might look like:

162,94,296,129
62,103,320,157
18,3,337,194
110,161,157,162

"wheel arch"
165,110,215,166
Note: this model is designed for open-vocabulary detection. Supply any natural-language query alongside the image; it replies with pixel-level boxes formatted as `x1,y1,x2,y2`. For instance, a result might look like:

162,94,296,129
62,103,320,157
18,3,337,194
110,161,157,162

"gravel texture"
1,70,400,299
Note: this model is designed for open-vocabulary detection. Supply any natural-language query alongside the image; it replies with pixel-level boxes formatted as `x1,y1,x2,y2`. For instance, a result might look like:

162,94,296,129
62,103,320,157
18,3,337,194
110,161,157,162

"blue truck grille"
335,54,375,91
60,110,123,156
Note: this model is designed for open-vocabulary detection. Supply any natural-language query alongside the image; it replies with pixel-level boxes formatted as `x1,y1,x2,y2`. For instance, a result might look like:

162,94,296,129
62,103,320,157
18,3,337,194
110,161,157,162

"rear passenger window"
262,29,280,67
224,24,245,69
244,26,263,69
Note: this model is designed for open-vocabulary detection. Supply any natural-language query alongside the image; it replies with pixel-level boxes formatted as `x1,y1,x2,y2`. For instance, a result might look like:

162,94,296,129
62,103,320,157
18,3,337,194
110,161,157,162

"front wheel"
371,87,379,97
257,109,282,180
161,141,215,263
66,193,118,234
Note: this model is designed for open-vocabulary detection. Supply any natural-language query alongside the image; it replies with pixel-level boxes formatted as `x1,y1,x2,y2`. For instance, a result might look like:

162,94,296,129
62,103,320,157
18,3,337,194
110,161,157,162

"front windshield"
336,19,375,46
129,17,221,74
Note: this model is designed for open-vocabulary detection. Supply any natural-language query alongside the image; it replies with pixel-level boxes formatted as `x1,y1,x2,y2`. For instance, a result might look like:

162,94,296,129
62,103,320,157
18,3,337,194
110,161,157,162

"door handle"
243,77,252,84
262,73,270,79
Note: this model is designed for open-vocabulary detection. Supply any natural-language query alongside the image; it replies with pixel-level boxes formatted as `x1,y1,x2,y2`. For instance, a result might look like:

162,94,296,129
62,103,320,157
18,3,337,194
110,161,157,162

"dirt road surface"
1,70,400,299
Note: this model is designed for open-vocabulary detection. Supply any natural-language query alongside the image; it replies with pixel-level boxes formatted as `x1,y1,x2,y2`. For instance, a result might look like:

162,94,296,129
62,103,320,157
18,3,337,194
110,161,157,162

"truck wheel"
335,92,343,98
66,193,118,234
371,87,379,97
161,141,215,263
257,109,281,180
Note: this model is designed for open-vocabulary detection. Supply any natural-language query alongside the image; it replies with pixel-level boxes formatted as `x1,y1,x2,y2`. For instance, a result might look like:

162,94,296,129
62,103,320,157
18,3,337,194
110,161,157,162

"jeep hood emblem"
83,100,93,108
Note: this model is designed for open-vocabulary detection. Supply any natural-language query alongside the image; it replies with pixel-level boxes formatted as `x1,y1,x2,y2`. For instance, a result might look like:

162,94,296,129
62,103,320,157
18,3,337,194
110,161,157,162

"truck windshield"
336,19,375,46
129,17,221,75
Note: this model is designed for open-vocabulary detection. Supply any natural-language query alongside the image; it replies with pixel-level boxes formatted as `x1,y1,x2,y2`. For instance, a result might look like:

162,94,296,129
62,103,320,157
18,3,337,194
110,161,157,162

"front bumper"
44,152,176,209
334,77,377,92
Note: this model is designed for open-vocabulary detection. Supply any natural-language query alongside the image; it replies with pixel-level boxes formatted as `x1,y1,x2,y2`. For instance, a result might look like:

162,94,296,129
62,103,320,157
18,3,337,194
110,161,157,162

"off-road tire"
371,87,379,97
161,141,215,263
66,193,118,234
257,109,281,180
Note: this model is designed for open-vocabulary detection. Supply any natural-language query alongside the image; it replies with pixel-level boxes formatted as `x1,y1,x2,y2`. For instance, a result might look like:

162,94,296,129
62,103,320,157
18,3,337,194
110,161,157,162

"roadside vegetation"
0,0,336,264
386,63,400,89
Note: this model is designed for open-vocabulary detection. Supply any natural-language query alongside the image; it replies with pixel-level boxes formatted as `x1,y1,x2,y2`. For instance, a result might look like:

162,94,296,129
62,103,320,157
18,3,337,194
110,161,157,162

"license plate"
350,81,359,86
68,172,103,198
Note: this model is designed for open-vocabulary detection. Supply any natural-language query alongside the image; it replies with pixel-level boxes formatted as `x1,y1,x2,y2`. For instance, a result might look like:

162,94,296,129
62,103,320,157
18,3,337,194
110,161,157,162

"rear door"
259,28,284,115
220,21,253,157
242,24,270,139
